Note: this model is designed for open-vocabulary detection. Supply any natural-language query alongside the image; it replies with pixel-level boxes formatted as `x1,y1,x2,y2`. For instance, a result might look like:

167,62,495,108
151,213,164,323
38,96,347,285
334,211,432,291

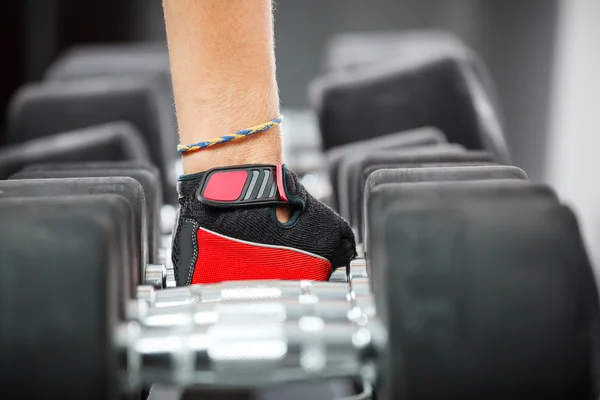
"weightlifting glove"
172,164,357,285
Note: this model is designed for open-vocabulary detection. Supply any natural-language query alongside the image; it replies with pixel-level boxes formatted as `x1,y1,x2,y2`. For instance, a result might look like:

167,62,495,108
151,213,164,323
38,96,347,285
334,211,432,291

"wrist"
181,127,283,174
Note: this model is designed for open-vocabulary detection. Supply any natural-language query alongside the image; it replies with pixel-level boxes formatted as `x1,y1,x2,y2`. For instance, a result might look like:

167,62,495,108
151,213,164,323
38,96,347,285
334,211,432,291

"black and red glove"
172,164,357,285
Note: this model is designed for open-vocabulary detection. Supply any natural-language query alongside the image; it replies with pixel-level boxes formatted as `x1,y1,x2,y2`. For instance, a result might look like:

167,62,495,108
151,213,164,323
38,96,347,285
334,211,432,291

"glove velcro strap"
196,164,289,208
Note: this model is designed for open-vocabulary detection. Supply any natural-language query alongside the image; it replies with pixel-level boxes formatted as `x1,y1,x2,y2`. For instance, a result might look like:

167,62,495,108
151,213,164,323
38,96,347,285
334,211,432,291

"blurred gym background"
1,0,598,267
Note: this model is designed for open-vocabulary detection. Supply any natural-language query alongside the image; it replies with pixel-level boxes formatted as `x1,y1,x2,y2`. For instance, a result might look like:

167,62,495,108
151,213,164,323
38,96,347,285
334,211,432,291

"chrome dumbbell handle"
128,294,376,328
144,261,175,290
140,279,370,308
144,264,167,289
329,267,349,282
116,317,384,389
141,259,369,306
165,268,176,288
330,258,368,282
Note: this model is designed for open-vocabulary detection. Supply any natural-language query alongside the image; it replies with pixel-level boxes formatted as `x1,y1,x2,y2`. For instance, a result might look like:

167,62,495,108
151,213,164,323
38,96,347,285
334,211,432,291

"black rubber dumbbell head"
326,127,447,211
6,77,178,203
310,47,509,163
359,165,529,243
0,123,151,180
322,30,503,117
369,191,597,399
339,146,496,228
0,195,126,399
0,177,143,301
12,163,162,264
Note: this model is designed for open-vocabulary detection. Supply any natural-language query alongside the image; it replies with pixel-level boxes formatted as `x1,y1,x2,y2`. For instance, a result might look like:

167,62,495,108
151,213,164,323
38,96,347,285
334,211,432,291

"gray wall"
136,0,559,180
546,0,600,269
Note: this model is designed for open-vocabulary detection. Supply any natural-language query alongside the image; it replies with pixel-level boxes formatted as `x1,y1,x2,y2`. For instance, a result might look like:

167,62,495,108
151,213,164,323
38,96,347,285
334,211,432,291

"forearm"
163,0,282,172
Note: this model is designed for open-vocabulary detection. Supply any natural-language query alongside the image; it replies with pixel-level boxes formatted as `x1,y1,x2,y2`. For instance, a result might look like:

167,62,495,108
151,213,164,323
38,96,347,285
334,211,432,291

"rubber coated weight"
322,30,503,116
12,162,162,264
19,160,155,174
45,43,170,91
338,146,495,227
337,143,466,221
310,44,509,163
0,123,150,180
368,194,598,399
324,30,467,71
366,179,558,279
352,154,498,235
326,127,447,211
44,43,175,136
360,160,497,184
0,195,124,400
0,178,143,299
358,165,529,242
6,77,178,203
365,165,528,190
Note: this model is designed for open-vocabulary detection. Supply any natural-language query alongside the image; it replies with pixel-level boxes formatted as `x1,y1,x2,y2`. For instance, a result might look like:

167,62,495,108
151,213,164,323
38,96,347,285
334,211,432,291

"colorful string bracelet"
177,115,284,154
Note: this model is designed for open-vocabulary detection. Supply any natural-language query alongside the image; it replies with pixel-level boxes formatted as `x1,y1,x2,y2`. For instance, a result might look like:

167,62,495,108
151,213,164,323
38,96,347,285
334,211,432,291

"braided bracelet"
177,115,283,154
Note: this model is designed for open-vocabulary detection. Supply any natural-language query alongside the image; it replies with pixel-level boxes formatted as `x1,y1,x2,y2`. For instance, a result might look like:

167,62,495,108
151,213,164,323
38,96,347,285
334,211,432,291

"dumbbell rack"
126,258,383,399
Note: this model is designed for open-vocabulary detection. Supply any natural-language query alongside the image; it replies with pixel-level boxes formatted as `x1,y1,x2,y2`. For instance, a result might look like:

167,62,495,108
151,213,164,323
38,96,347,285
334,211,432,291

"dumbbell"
136,259,369,308
0,177,170,304
361,165,530,248
11,161,165,265
337,144,496,232
322,30,502,115
0,195,138,399
5,76,179,204
44,43,171,94
0,123,151,180
365,178,560,280
2,174,597,400
120,183,595,397
0,189,372,398
325,126,447,211
310,33,510,164
0,124,174,285
131,290,375,329
366,181,597,399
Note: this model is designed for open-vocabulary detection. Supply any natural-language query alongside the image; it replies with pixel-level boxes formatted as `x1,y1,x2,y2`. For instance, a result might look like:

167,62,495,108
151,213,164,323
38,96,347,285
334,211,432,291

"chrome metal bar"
144,264,167,289
141,260,369,307
117,316,384,389
129,294,376,328
141,279,368,308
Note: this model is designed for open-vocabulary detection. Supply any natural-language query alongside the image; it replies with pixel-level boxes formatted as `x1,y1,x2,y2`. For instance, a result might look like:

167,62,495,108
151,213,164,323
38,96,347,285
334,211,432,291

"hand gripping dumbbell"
2,180,596,400
119,256,378,390
134,263,373,329
130,185,597,399
140,258,369,304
